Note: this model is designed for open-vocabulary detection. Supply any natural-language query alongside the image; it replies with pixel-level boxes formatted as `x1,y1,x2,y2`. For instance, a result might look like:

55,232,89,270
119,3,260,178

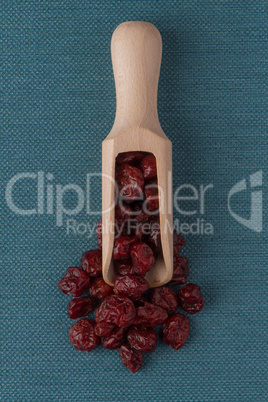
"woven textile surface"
1,1,267,401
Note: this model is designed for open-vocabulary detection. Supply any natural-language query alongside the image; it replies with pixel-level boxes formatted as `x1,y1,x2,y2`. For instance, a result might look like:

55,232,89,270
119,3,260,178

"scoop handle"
111,21,163,134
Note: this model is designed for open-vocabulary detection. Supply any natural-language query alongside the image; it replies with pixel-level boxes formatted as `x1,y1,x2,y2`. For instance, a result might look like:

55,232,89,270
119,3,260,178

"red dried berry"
96,219,102,250
114,275,150,298
115,164,144,201
144,181,159,211
178,283,204,314
69,318,99,353
130,242,156,275
101,326,128,350
127,326,157,353
173,230,186,253
149,287,178,312
147,219,161,257
58,267,90,297
119,344,143,373
116,152,144,165
89,278,114,300
168,255,189,285
115,203,133,225
140,154,157,181
115,259,135,276
162,313,190,350
67,297,95,319
134,302,168,327
95,295,136,328
112,236,138,260
132,202,150,223
94,322,116,337
81,249,102,277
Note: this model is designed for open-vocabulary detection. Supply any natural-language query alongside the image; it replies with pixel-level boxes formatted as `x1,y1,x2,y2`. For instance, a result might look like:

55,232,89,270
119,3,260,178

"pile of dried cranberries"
58,152,204,373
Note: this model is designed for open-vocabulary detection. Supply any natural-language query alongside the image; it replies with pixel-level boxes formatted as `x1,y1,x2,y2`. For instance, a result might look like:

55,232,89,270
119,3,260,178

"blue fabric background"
1,1,267,401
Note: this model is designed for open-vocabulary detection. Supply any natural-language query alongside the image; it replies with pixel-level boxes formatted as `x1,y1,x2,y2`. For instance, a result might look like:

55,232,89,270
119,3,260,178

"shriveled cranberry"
133,293,148,307
140,154,157,181
119,345,143,373
127,326,157,352
67,297,95,319
114,275,149,298
112,236,138,260
95,295,136,327
101,326,128,350
130,242,156,275
94,322,116,337
116,152,144,165
178,283,204,314
162,313,190,350
89,278,114,299
58,267,90,297
134,302,168,327
133,221,150,241
81,249,102,277
144,181,159,211
96,219,102,250
132,202,150,222
115,164,144,201
115,259,135,276
168,255,189,285
173,230,186,253
149,287,178,312
147,219,161,256
69,318,99,352
115,203,133,224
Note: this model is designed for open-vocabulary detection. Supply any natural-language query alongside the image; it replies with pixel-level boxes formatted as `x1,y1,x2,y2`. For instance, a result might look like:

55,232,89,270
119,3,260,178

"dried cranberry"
132,221,149,241
89,278,114,299
95,295,136,327
134,302,168,327
140,154,157,181
114,275,150,298
130,242,156,275
162,313,190,350
115,164,144,201
132,202,150,222
168,255,189,285
173,230,186,253
69,318,99,352
115,203,133,224
58,267,90,297
115,259,135,276
94,322,116,337
119,344,143,373
112,236,138,260
96,219,102,250
127,326,157,352
147,219,161,256
178,283,204,314
101,326,128,350
67,297,95,319
81,249,102,277
144,181,159,211
133,293,148,307
116,152,144,165
149,287,178,312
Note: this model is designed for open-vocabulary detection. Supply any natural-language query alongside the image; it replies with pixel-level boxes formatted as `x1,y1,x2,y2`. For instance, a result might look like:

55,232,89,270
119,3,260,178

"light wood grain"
102,21,173,287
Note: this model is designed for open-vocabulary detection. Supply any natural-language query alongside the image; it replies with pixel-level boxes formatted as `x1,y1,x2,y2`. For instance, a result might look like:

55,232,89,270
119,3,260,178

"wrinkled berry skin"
58,267,90,297
115,164,144,201
115,203,133,225
115,259,135,276
81,249,102,277
116,152,144,165
69,318,99,352
113,236,138,260
150,287,178,312
162,314,190,350
130,242,156,275
127,326,157,352
178,283,204,314
134,302,168,327
89,278,114,299
67,297,95,319
96,219,102,250
147,219,161,256
95,295,136,328
94,322,115,337
101,326,128,350
119,344,143,373
140,154,157,181
132,202,150,223
168,255,189,285
144,181,159,211
114,275,150,298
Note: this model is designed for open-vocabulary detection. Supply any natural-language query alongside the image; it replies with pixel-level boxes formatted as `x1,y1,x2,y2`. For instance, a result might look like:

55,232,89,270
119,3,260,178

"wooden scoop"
102,21,173,287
